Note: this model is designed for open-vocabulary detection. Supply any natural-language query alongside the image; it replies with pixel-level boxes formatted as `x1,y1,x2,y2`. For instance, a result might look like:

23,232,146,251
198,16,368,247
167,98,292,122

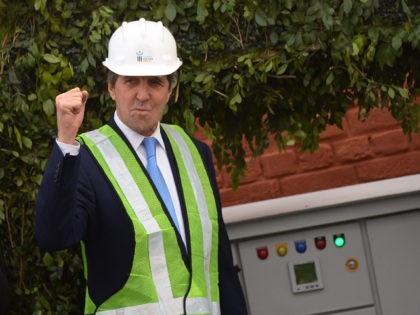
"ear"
108,82,116,100
166,87,173,103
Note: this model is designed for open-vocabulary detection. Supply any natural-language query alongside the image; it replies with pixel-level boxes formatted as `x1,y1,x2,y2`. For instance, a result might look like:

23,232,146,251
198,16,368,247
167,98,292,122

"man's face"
108,75,172,136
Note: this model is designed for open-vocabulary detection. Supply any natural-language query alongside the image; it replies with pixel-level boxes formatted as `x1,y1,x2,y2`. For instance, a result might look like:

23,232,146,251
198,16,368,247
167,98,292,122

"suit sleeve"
195,140,249,315
35,138,136,307
35,142,90,251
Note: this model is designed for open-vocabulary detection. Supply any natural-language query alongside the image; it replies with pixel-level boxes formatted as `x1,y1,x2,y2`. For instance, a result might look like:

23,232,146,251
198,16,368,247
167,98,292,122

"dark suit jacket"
35,119,248,314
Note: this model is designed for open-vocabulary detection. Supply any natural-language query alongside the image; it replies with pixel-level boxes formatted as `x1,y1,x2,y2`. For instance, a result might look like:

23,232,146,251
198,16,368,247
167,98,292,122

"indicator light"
275,243,288,257
314,236,326,250
256,246,269,260
345,258,359,272
294,240,307,253
333,234,345,248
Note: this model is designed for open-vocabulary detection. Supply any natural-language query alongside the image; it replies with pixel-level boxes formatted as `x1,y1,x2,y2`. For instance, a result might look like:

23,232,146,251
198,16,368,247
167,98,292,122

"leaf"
277,63,288,75
352,42,360,56
203,74,213,84
197,5,209,23
14,126,23,149
8,70,20,84
22,136,33,149
397,87,409,98
255,11,268,26
269,31,279,44
165,3,177,22
326,72,334,85
89,30,101,43
401,0,412,15
42,71,54,84
307,3,320,16
194,73,206,83
391,35,402,50
184,110,196,133
366,44,376,61
34,0,46,11
43,252,54,267
227,90,240,111
388,87,395,99
62,67,73,81
27,93,37,101
343,0,352,14
15,177,23,187
43,99,55,116
286,34,296,47
80,58,89,73
34,0,42,10
265,61,273,72
191,94,203,109
43,53,61,63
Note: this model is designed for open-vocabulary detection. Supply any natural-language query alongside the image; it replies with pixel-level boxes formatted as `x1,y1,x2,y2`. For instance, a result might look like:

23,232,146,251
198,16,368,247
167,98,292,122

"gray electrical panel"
366,210,420,315
224,175,420,315
238,222,374,315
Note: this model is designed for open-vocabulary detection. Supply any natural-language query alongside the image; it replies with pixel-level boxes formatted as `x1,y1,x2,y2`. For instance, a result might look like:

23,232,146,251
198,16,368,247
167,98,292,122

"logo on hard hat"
136,51,153,63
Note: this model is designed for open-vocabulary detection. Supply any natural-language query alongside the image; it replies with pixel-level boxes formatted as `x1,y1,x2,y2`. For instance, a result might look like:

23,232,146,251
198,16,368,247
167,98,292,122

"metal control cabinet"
223,175,420,315
366,210,420,314
238,222,375,314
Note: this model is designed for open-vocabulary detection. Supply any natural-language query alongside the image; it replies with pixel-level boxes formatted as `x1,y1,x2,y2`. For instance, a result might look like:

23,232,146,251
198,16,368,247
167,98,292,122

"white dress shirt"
56,111,187,245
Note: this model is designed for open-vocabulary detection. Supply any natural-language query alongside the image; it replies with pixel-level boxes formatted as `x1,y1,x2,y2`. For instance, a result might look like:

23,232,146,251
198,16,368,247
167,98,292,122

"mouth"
132,106,150,113
132,101,151,111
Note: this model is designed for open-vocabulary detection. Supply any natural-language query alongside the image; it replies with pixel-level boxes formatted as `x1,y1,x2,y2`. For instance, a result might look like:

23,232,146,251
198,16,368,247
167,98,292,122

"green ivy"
0,0,419,313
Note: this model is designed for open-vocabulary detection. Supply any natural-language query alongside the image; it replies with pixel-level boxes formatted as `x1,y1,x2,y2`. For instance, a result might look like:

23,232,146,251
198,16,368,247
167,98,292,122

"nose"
135,82,150,101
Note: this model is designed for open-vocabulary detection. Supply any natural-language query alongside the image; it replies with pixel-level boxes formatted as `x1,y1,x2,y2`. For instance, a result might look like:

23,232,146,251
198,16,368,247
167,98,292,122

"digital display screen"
294,262,318,285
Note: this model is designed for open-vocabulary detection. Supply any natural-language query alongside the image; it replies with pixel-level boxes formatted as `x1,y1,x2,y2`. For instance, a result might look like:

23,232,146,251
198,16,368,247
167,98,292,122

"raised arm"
35,88,90,251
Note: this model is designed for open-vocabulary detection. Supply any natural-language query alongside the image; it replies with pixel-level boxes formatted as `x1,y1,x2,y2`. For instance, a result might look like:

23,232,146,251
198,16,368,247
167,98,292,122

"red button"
315,236,326,250
256,246,269,260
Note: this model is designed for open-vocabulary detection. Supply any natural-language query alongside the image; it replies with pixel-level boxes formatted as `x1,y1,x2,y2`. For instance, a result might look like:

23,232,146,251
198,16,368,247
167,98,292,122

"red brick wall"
205,107,420,207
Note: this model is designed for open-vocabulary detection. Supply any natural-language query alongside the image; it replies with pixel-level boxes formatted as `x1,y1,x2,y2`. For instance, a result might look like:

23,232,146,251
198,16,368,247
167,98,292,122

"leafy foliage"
0,0,419,313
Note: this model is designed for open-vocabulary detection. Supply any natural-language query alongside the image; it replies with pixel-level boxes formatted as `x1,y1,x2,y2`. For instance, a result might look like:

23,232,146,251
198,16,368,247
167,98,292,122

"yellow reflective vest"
78,124,220,315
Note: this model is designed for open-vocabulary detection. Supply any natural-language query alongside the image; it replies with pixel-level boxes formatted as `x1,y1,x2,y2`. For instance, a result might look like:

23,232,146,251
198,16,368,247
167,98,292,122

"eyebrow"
121,76,164,80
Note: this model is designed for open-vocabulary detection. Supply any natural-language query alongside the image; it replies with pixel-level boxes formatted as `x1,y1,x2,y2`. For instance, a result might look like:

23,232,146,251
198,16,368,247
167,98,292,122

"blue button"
295,240,307,253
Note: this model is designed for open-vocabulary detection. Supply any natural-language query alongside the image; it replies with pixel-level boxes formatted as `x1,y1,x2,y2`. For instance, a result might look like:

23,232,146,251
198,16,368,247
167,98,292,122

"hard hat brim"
103,60,182,76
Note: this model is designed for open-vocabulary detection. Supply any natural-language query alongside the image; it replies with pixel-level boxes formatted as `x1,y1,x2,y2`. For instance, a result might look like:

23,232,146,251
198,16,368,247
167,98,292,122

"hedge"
0,1,419,313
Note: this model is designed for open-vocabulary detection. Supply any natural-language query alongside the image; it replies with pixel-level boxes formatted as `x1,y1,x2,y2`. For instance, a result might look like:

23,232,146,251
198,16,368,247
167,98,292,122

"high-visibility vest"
78,124,220,315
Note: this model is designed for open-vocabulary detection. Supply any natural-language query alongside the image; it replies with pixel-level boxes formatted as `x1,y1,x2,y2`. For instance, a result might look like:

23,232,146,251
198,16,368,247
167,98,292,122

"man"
35,18,248,315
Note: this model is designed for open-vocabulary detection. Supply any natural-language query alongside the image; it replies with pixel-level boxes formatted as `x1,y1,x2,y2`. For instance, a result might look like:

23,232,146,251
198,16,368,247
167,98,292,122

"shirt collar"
113,111,166,151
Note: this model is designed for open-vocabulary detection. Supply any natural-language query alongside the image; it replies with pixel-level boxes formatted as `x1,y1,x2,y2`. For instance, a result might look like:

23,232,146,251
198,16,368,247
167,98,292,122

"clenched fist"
55,87,89,144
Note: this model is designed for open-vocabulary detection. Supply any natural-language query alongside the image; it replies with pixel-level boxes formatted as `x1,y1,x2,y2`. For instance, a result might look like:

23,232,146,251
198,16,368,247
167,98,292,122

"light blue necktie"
142,137,180,233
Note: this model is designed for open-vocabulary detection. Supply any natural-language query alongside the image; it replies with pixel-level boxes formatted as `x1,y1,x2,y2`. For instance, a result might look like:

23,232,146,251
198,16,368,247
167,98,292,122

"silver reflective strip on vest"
187,299,221,315
95,301,161,315
162,125,216,311
84,130,176,313
95,298,219,315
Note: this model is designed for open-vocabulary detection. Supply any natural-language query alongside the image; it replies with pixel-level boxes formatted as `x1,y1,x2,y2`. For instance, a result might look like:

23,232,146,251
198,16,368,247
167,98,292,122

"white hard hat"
103,18,182,76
